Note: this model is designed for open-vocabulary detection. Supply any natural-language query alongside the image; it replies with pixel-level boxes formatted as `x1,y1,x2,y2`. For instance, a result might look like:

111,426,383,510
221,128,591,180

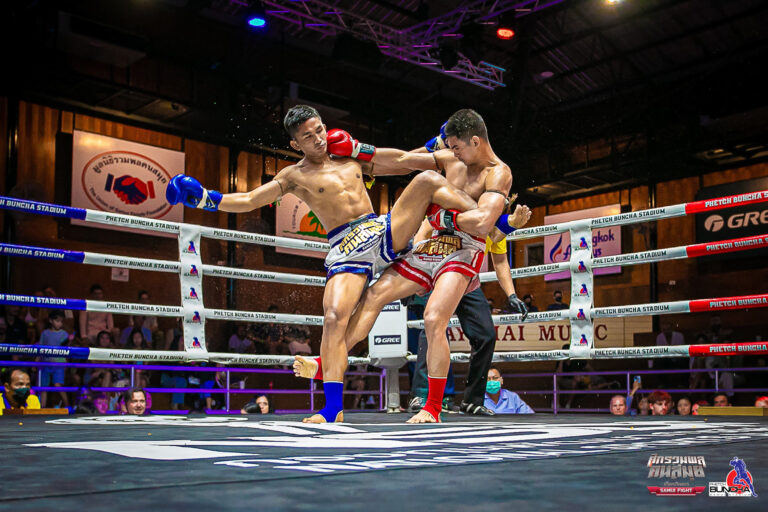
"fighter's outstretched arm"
218,179,285,212
369,148,442,176
167,168,293,213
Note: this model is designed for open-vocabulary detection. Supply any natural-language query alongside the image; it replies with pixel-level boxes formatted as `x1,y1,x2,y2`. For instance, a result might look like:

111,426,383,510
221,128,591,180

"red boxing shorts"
392,231,485,293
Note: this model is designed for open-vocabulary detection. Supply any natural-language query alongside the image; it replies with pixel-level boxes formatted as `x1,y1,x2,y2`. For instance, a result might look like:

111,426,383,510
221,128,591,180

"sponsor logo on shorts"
413,234,462,257
338,221,386,256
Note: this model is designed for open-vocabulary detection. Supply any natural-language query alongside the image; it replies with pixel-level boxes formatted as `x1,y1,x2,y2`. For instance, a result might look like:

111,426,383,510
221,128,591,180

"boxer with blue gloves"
167,104,477,424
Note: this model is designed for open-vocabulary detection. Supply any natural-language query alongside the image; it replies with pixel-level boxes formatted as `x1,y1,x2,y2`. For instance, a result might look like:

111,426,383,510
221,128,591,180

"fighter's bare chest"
445,168,488,200
294,164,364,196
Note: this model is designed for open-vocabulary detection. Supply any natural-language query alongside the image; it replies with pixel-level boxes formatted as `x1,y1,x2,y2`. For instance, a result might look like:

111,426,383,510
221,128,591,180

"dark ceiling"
2,0,767,204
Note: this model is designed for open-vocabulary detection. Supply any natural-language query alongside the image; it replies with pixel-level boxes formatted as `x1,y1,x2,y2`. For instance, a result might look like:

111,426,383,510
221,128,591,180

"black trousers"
411,287,497,406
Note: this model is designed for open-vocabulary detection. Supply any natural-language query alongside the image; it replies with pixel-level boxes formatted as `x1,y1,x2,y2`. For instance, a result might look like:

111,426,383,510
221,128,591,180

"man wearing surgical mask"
1,368,41,415
483,367,534,414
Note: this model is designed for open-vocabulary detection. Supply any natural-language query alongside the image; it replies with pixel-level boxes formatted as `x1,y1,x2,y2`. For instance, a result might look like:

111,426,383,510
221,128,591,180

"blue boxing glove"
425,122,448,152
166,174,222,211
494,214,517,235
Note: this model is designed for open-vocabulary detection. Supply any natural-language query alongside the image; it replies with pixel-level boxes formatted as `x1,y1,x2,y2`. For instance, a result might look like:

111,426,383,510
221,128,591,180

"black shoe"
460,402,496,416
407,396,424,413
442,396,459,413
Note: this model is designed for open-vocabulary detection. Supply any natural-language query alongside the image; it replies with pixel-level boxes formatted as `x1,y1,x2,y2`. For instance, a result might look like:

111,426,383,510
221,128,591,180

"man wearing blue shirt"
484,367,534,414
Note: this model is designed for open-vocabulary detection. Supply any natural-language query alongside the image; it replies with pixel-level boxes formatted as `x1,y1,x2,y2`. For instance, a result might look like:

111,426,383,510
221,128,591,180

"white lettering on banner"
0,198,70,215
704,192,766,209
708,298,767,308
708,344,767,353
30,419,768,475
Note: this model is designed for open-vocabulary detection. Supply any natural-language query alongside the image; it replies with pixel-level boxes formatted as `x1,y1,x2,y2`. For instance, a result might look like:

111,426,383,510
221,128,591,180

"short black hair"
89,284,103,294
1,368,28,385
284,104,321,137
123,387,146,403
48,309,65,321
554,290,563,296
444,109,488,142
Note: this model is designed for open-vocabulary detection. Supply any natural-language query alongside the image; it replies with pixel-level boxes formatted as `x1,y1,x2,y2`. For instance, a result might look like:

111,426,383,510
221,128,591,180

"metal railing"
1,360,384,414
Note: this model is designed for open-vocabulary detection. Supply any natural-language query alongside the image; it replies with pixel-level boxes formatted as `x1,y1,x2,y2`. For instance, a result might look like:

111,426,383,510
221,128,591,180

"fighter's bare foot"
302,411,344,423
406,410,440,423
293,355,319,379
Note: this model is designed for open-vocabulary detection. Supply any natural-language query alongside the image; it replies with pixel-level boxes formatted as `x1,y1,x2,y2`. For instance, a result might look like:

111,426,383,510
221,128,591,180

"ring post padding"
179,224,208,359
569,220,593,359
368,300,408,412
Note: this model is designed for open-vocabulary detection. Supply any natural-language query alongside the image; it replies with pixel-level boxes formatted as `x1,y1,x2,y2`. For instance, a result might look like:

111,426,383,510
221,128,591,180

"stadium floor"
2,413,766,511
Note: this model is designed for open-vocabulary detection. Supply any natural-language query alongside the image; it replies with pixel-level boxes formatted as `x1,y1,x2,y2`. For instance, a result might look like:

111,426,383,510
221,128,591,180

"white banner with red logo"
544,204,622,281
275,194,328,259
71,131,184,234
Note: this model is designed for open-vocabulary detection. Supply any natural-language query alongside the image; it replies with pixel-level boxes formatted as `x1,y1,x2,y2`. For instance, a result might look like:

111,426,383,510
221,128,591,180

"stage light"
495,12,516,41
496,27,515,40
246,3,267,28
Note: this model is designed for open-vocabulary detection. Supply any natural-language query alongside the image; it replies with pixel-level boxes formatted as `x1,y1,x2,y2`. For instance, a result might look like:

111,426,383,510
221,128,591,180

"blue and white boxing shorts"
324,213,409,280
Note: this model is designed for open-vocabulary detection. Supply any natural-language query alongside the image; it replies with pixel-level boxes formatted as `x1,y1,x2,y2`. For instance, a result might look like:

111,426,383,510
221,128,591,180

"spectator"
754,396,768,408
127,328,150,351
228,324,253,354
286,311,312,356
137,291,159,333
610,378,642,415
164,318,184,351
689,334,710,390
242,394,272,414
484,368,534,414
79,284,114,343
647,391,671,415
677,397,692,416
692,399,709,415
609,395,628,416
547,290,568,311
37,310,71,408
121,388,148,415
522,294,538,313
637,396,650,415
656,321,685,347
120,316,152,347
263,305,289,356
713,393,730,407
2,305,29,344
0,368,41,414
201,366,229,411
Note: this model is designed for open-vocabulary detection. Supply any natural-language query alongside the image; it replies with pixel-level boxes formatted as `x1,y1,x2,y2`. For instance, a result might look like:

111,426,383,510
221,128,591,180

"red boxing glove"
426,203,461,232
327,128,376,162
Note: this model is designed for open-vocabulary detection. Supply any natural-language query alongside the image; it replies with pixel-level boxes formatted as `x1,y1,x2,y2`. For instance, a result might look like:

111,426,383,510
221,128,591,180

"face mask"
486,380,501,394
12,387,31,405
555,296,562,302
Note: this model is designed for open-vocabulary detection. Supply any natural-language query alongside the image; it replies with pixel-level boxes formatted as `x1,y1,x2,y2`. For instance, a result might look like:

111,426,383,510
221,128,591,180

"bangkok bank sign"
71,131,185,232
544,204,622,281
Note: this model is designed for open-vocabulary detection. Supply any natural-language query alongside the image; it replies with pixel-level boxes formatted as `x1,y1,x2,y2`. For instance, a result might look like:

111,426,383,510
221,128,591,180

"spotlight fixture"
495,12,516,40
246,2,267,28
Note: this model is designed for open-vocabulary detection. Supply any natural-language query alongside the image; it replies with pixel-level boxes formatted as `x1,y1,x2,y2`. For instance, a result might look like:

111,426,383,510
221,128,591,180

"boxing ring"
1,191,768,509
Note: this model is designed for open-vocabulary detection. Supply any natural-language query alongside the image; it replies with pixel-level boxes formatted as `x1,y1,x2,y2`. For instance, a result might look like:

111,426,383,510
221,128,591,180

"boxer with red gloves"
293,109,532,423
168,104,476,424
